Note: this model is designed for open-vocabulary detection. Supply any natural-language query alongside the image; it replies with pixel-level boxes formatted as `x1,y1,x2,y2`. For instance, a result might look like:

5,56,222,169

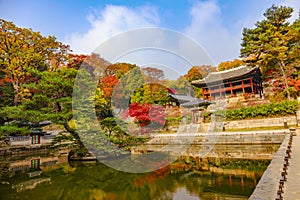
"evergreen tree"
241,5,300,99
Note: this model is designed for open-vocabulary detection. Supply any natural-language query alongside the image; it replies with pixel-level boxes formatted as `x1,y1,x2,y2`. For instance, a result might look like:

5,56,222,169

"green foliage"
0,106,49,123
240,5,299,99
205,100,298,122
0,19,69,105
100,117,124,137
215,159,270,171
52,133,75,144
224,125,286,132
0,124,29,137
110,135,149,150
0,68,78,127
165,117,181,127
98,117,149,150
0,81,13,108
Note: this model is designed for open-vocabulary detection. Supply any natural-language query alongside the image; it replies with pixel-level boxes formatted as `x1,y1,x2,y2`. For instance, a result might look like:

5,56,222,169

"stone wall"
8,135,55,146
148,131,287,145
9,136,31,146
133,131,288,160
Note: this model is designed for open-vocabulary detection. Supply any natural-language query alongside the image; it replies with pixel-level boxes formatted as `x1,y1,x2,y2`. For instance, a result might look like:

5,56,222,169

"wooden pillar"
202,88,205,99
242,80,245,93
219,85,222,99
209,87,212,100
230,83,233,96
250,78,254,93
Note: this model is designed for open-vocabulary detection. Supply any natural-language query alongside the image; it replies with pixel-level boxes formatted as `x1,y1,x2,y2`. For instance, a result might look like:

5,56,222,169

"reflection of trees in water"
0,154,265,200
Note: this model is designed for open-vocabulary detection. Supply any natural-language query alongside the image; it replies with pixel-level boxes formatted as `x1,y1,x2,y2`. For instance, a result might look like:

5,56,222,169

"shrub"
205,100,298,122
0,125,29,137
165,117,181,127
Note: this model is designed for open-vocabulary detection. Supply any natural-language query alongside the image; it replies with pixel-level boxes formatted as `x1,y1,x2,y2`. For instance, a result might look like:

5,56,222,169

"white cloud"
184,0,241,65
65,5,160,54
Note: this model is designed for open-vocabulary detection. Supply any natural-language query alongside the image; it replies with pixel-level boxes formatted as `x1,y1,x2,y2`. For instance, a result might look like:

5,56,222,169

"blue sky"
1,0,299,69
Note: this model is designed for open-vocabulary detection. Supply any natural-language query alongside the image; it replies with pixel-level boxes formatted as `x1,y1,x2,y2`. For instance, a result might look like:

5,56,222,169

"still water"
0,152,266,200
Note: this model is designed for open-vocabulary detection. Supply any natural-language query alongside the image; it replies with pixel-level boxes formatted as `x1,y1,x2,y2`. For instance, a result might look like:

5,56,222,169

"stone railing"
249,129,293,200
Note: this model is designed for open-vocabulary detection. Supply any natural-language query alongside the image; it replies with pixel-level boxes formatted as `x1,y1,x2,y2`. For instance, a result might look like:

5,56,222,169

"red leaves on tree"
273,79,300,92
288,79,300,91
149,105,166,125
128,102,166,128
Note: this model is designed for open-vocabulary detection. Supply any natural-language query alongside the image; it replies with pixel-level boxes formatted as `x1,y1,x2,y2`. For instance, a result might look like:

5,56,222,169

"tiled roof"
168,94,212,107
191,66,260,86
168,94,198,102
181,99,211,107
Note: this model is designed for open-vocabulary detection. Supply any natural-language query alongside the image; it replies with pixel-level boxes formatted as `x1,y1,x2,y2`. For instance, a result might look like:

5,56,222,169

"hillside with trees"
0,4,299,155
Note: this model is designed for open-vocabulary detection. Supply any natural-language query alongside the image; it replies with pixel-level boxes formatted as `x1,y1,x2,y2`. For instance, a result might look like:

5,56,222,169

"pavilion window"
31,134,40,144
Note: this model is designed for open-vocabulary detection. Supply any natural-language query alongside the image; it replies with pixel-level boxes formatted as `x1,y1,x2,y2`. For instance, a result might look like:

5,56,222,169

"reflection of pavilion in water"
8,154,68,173
1,152,69,192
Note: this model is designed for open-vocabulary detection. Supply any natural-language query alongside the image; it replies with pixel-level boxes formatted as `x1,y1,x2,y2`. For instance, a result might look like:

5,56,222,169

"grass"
223,125,296,132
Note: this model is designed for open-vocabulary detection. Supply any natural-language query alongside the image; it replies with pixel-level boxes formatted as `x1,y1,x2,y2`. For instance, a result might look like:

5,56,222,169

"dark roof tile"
191,65,260,86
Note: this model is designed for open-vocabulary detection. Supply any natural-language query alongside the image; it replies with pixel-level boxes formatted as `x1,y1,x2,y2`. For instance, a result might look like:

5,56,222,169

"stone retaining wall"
148,131,288,145
133,131,288,160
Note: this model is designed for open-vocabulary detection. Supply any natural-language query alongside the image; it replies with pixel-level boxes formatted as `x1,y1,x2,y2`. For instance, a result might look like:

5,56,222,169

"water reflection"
0,151,265,200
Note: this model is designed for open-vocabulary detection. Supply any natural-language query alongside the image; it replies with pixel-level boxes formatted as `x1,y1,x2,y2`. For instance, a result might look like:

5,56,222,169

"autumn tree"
104,63,137,78
240,5,300,99
67,54,88,69
111,67,145,109
179,65,215,98
0,65,13,107
184,65,216,82
142,67,165,82
168,76,191,96
0,19,69,105
217,59,245,71
99,75,119,100
137,67,168,105
83,53,110,79
142,83,169,105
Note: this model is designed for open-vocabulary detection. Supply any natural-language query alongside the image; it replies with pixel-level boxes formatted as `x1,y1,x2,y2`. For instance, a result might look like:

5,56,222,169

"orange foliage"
100,75,119,98
133,158,170,187
218,59,245,71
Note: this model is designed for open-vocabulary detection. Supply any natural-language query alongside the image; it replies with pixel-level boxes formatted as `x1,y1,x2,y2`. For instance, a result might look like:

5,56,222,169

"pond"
0,151,268,200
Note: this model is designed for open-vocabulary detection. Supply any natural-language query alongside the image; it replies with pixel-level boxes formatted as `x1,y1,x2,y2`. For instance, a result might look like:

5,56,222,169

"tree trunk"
63,119,84,148
12,81,19,106
279,60,291,100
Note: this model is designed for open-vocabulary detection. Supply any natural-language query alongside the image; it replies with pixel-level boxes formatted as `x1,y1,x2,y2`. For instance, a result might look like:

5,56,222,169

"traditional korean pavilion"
191,66,263,100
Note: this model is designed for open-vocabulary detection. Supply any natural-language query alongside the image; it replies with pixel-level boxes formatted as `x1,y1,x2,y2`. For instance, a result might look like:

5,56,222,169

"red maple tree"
126,102,166,133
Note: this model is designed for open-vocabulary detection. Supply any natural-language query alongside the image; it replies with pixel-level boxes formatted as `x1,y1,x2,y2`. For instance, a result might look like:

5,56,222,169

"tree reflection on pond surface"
0,153,267,200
